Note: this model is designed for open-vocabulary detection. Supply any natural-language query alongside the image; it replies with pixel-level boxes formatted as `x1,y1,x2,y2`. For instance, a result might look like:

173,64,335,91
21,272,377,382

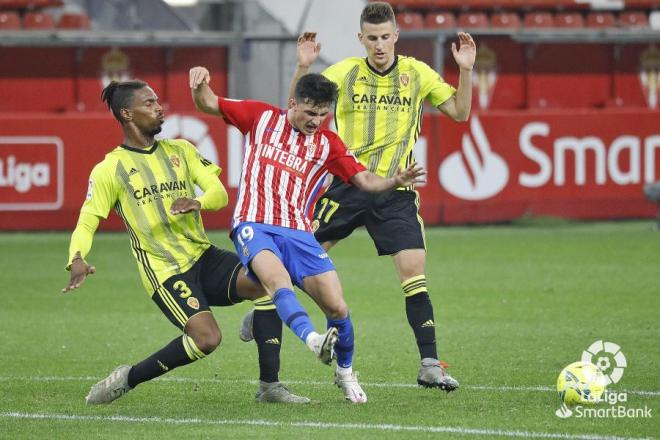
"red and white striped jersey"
218,97,366,232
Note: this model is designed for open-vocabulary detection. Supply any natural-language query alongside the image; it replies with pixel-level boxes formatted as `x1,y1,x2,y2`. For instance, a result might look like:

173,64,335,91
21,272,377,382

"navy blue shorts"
232,222,335,288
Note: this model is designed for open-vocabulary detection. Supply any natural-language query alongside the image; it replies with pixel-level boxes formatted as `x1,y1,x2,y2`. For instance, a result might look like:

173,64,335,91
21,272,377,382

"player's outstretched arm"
190,66,224,117
350,162,426,193
62,212,99,293
438,32,476,122
171,172,228,215
287,32,321,101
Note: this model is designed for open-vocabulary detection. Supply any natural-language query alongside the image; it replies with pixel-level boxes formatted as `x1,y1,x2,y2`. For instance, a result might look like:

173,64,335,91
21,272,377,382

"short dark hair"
101,80,148,122
360,1,395,28
294,73,338,107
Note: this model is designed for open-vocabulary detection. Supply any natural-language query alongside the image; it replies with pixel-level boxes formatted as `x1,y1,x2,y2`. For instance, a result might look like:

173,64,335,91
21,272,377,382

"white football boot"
335,371,367,403
85,365,132,405
417,358,459,392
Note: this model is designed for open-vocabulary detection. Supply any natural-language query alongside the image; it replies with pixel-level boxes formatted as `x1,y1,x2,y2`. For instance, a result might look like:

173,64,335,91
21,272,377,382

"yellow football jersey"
82,139,220,295
323,55,455,178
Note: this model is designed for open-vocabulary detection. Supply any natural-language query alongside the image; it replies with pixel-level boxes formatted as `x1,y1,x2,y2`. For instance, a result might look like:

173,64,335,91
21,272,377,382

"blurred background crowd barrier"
1,0,659,230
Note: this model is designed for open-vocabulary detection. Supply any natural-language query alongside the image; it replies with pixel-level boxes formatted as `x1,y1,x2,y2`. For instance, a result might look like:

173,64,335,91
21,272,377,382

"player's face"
290,99,330,136
126,87,165,137
359,20,399,71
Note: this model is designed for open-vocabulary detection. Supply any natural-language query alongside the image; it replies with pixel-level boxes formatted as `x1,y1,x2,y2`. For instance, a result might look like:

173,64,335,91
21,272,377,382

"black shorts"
152,246,244,330
313,178,425,256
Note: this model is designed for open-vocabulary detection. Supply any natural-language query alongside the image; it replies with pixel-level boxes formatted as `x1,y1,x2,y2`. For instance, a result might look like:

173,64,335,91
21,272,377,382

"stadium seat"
586,12,616,28
22,11,55,29
554,12,584,28
424,11,455,29
524,12,554,28
619,11,649,27
398,12,423,30
0,0,62,9
624,0,658,8
490,12,521,29
0,11,20,29
57,12,91,29
457,12,489,28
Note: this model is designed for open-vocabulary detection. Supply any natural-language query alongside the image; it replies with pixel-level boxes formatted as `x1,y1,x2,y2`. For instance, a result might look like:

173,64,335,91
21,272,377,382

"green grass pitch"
0,220,658,439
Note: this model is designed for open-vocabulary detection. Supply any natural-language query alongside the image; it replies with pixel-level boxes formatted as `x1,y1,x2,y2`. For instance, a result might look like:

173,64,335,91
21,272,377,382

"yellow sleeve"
65,211,100,270
179,139,226,211
194,172,228,211
80,161,118,219
415,59,456,107
181,139,221,181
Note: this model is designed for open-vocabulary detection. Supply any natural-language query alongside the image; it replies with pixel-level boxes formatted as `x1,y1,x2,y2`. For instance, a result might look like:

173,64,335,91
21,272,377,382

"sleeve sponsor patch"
86,179,94,200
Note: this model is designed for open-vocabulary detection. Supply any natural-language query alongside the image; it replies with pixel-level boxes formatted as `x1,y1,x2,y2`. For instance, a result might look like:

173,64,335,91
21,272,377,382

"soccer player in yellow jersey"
62,80,309,405
281,2,475,391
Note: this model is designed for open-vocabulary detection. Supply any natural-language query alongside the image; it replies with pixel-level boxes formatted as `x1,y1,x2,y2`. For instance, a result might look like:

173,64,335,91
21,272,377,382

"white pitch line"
0,376,658,397
0,412,653,440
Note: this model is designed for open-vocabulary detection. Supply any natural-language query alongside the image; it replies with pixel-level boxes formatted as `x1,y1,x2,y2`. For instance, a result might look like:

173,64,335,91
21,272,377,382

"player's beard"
147,124,163,137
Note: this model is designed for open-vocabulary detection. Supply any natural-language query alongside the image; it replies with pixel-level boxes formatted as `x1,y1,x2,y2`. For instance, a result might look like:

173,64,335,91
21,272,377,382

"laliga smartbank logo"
438,116,509,201
555,340,653,419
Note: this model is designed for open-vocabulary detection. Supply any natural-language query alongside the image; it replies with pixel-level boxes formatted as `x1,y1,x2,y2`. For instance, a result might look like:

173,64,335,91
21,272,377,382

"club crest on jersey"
399,73,410,87
186,297,200,310
242,246,249,257
306,142,316,155
170,155,180,168
311,219,320,232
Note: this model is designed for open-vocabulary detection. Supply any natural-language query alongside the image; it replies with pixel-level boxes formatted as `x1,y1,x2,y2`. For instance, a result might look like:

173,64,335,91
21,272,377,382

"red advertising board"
0,136,63,210
0,113,235,230
0,110,658,230
415,110,660,224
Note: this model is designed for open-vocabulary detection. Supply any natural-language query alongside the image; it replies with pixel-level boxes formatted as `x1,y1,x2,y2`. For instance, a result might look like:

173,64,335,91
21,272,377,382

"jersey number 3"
173,280,192,298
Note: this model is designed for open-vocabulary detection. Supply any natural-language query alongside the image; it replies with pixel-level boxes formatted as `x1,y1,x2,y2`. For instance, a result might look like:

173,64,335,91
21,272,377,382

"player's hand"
62,256,95,293
393,162,426,188
451,32,476,71
297,32,321,68
171,197,201,215
189,66,211,89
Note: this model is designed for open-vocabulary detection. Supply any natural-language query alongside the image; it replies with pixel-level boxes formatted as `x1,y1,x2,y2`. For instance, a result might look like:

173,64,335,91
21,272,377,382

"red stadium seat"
586,12,616,28
0,0,62,9
554,12,584,28
524,12,554,28
424,11,455,29
490,12,521,29
457,12,489,28
398,12,423,29
22,11,55,29
619,11,649,27
0,11,20,29
57,12,91,30
624,0,658,8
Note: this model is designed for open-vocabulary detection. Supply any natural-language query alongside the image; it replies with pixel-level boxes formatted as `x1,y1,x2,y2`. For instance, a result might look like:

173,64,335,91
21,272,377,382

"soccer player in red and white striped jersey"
190,67,424,403
225,96,362,233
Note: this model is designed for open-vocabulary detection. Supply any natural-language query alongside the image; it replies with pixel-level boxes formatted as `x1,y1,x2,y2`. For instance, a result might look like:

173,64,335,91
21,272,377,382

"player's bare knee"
193,327,222,354
186,315,222,354
258,274,291,294
325,300,348,319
